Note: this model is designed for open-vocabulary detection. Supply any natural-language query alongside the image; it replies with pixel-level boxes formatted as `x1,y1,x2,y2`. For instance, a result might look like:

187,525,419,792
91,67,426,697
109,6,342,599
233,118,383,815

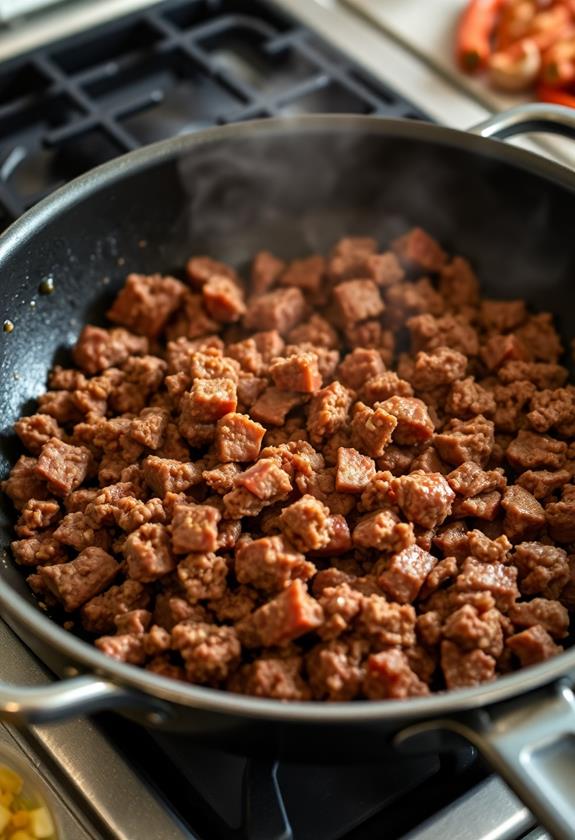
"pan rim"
1,113,575,723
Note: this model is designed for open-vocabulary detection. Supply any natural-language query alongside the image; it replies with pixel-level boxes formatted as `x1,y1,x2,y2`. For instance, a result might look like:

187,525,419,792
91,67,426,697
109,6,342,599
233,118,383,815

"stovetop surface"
0,0,426,224
0,1,546,838
126,725,485,840
2,611,539,840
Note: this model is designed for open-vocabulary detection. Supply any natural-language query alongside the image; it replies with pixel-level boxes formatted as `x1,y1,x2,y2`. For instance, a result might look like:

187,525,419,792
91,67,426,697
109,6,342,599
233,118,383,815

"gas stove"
0,1,555,838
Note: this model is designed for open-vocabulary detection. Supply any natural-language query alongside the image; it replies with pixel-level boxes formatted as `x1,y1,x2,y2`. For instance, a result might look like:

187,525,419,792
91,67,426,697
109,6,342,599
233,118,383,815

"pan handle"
470,102,575,140
396,680,575,840
0,674,170,725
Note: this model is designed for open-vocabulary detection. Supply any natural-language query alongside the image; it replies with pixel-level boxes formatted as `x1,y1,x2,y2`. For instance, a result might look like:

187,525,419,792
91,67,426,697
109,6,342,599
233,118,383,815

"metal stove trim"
0,619,190,840
404,776,538,840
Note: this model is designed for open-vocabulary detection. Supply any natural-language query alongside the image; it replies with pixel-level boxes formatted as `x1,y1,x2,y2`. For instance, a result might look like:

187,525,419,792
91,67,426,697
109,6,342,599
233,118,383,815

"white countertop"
344,0,575,168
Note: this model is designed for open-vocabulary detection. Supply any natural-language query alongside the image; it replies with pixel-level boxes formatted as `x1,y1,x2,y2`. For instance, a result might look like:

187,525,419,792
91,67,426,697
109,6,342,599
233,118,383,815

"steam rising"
175,123,575,328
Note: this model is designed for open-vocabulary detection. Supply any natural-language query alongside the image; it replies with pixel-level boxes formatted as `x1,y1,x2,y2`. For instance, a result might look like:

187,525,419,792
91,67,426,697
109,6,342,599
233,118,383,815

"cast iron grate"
97,711,484,840
0,0,427,224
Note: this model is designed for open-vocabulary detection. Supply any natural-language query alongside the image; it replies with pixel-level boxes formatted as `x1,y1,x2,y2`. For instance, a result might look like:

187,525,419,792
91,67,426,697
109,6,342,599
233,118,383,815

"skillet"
0,103,575,837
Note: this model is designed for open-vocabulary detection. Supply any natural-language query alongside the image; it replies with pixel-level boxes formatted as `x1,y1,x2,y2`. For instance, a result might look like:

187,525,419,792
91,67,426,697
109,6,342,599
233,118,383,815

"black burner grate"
98,712,485,840
0,0,427,223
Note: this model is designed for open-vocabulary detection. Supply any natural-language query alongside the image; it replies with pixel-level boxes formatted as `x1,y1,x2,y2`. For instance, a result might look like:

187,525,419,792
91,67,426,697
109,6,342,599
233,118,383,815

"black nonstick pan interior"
1,116,575,631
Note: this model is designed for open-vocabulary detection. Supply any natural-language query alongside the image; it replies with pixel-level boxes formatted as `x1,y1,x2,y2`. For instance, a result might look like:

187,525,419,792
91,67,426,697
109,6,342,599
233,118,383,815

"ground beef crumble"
3,227,574,702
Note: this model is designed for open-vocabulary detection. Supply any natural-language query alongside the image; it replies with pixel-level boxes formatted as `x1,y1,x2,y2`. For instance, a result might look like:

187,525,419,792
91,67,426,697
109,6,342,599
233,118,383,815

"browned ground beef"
4,228,575,701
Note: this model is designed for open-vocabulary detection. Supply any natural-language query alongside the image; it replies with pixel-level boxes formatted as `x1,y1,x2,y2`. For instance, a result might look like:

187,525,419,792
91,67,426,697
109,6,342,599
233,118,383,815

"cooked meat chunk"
353,508,414,553
81,580,150,634
316,583,363,640
351,402,397,458
328,236,377,280
307,381,354,444
452,490,501,521
392,227,447,272
202,275,246,323
53,511,109,552
279,495,331,552
498,360,568,389
3,456,49,510
244,287,306,335
203,463,242,495
269,352,322,393
380,396,434,445
378,545,437,604
215,413,266,463
124,523,175,582
230,655,311,701
509,599,569,639
434,416,494,467
73,325,148,374
309,514,351,557
172,621,241,685
501,486,546,543
516,469,571,500
392,471,454,529
177,553,228,602
446,377,495,418
447,463,505,498
15,414,63,455
507,626,562,666
107,273,186,338
39,547,118,611
250,250,285,295
142,456,201,497
95,634,146,665
467,529,511,564
11,532,67,567
441,641,496,689
361,372,413,405
411,347,467,391
250,387,303,426
363,650,429,699
15,498,60,538
456,558,519,610
481,334,529,372
235,459,292,501
443,605,503,657
171,503,221,554
235,535,315,592
517,313,563,362
513,542,569,599
333,280,384,325
438,256,479,306
546,498,575,543
306,640,364,701
237,580,324,648
182,378,237,425
130,407,169,450
5,227,575,703
35,438,91,496
338,348,385,391
433,522,469,559
186,255,237,288
357,596,416,647
506,430,566,471
335,447,375,493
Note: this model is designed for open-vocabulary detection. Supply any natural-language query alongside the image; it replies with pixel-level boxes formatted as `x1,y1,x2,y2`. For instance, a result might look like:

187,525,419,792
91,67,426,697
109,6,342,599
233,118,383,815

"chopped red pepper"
540,35,575,87
456,1,575,100
536,83,575,108
457,0,506,73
